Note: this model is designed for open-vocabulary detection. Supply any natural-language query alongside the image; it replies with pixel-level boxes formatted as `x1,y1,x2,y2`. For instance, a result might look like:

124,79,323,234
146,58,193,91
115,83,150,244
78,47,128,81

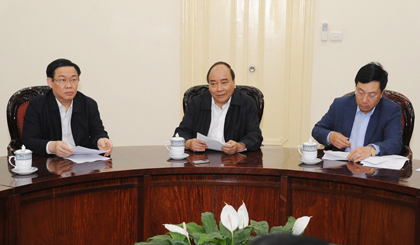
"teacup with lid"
9,145,32,171
298,138,318,161
166,133,185,157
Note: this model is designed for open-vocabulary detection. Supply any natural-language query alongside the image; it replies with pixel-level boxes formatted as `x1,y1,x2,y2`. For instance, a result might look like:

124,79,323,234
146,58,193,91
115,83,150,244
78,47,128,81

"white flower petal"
220,203,239,232
237,202,249,229
164,223,189,239
292,216,311,235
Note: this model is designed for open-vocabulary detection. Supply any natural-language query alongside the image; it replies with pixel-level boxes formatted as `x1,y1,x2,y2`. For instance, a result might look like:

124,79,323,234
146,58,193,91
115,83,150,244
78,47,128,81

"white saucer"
11,167,38,175
168,153,189,160
299,158,322,165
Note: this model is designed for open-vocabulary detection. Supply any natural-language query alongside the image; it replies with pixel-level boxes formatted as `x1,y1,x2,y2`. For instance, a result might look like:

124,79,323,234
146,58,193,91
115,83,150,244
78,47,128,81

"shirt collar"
356,105,375,116
55,98,73,113
211,96,232,110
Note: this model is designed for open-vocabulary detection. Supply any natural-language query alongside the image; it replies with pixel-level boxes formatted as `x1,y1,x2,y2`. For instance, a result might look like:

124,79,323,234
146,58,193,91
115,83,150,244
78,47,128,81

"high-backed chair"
7,86,51,153
343,90,415,159
183,85,264,123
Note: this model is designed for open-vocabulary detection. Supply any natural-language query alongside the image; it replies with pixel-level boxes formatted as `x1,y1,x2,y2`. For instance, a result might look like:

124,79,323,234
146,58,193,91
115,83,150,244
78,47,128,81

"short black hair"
250,233,329,245
355,62,388,92
46,58,81,78
206,61,235,83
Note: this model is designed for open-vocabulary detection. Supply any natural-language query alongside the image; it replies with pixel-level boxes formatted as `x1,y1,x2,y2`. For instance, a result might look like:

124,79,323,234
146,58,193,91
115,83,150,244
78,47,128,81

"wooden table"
1,146,419,245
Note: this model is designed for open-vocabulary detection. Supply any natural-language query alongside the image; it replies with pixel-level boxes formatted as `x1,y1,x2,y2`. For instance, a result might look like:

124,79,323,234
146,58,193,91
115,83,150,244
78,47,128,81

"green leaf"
136,234,172,244
250,220,269,236
233,226,252,244
187,222,205,234
170,241,189,245
190,232,203,244
202,212,219,233
270,216,295,234
169,231,187,241
197,231,227,245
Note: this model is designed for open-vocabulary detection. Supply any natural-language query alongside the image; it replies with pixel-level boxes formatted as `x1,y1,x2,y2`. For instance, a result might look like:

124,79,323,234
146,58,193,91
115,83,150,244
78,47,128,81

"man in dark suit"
22,58,113,157
312,62,402,162
174,61,263,154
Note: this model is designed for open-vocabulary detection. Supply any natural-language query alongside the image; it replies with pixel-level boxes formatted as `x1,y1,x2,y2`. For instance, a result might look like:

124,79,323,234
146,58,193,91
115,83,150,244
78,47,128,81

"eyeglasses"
53,78,79,85
355,91,379,100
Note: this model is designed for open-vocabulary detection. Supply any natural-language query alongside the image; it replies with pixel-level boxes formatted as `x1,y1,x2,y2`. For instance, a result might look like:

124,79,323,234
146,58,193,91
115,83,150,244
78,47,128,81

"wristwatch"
369,145,376,156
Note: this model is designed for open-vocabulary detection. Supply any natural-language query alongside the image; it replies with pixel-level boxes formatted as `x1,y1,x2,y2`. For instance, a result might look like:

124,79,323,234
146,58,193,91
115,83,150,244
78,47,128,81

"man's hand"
347,146,371,162
222,140,246,154
98,138,113,157
49,141,74,158
185,139,208,152
329,132,351,149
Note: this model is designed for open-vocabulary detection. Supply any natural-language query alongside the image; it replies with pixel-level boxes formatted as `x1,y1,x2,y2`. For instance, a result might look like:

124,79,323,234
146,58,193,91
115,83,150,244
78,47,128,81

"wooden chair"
7,86,51,153
343,90,415,159
182,85,264,123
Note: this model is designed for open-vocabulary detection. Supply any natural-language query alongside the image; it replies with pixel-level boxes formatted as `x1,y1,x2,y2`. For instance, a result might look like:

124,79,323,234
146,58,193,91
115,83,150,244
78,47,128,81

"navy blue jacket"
312,94,402,155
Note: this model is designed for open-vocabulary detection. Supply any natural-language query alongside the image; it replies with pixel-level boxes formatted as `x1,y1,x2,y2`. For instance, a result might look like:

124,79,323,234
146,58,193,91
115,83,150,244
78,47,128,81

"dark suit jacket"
174,89,263,151
22,90,109,156
312,94,402,155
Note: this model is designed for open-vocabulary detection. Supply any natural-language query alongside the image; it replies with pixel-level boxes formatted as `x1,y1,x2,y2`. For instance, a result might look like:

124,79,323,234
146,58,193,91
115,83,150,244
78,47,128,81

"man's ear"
47,77,53,88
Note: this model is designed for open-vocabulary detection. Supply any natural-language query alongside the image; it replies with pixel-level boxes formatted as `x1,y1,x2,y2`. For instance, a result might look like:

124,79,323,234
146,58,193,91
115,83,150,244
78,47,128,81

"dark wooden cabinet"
1,146,419,245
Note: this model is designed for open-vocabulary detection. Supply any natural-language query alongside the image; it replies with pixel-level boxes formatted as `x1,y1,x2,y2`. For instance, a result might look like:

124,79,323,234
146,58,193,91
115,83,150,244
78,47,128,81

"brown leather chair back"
183,85,264,123
7,86,51,152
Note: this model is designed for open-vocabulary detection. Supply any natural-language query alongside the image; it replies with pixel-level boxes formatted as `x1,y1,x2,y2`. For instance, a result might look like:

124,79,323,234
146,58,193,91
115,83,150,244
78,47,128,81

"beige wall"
311,0,420,159
1,1,419,159
0,0,182,156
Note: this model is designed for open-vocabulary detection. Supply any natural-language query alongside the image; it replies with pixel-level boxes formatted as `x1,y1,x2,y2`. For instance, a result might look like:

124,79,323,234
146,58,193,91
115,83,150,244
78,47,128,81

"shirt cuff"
237,142,247,152
326,132,332,146
46,141,53,155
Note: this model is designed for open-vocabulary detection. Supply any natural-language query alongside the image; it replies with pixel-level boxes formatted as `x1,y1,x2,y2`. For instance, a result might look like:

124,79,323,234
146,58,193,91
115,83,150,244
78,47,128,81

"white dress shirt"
207,97,231,143
46,99,76,154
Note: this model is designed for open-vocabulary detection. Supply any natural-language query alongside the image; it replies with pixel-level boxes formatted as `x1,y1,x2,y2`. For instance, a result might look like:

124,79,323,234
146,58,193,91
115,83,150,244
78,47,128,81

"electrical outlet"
330,31,343,41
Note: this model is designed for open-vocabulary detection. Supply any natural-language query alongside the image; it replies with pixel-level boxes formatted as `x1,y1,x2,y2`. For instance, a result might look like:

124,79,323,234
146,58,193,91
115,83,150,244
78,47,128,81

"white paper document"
322,150,408,170
65,146,110,164
71,146,107,155
197,133,225,151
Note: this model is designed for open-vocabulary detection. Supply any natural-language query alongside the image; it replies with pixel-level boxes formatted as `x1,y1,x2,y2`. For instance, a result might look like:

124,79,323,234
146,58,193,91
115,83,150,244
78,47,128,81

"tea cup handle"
297,145,303,156
165,141,171,153
8,156,16,168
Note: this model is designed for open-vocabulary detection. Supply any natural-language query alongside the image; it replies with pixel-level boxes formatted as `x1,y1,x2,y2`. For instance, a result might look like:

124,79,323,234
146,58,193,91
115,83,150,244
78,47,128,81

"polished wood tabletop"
1,145,420,245
1,145,419,193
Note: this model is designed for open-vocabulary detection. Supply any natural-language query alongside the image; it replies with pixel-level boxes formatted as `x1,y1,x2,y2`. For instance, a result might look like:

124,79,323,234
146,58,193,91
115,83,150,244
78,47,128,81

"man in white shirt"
174,62,263,154
22,58,113,157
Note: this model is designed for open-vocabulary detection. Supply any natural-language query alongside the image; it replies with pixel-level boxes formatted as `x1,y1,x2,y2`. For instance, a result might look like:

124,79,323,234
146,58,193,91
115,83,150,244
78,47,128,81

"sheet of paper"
322,150,408,170
70,146,107,155
65,154,110,164
197,133,225,151
65,146,110,163
361,155,408,170
322,151,349,161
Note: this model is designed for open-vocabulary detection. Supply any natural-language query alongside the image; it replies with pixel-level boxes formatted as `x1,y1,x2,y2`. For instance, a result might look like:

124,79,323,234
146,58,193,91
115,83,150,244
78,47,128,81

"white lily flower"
237,202,249,229
220,203,239,232
292,216,312,235
164,222,189,239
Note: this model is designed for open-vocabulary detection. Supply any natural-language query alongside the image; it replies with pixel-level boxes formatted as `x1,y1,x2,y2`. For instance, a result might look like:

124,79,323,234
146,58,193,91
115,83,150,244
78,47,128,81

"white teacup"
298,140,318,161
9,146,33,171
166,134,185,156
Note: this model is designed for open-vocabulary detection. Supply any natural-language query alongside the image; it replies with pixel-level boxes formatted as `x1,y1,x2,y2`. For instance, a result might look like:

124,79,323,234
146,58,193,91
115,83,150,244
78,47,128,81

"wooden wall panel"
290,178,416,245
19,178,139,245
0,197,7,244
148,174,282,237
